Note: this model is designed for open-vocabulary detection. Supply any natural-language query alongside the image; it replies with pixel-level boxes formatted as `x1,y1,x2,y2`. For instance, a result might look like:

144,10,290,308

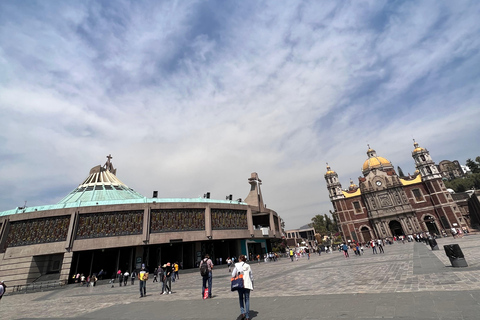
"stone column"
413,216,422,232
142,207,150,244
399,217,408,235
65,211,78,251
247,207,254,236
0,218,10,253
269,212,275,236
407,216,416,233
407,215,414,232
381,221,389,237
59,251,74,283
205,206,212,238
374,221,381,238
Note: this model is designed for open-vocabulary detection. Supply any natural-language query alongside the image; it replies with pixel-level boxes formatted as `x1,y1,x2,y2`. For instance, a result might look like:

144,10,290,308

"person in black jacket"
162,262,173,294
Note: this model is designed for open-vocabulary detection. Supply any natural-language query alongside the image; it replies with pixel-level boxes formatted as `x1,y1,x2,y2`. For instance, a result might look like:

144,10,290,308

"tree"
309,213,338,242
270,238,287,253
397,166,405,177
444,172,480,192
310,214,326,235
466,157,480,174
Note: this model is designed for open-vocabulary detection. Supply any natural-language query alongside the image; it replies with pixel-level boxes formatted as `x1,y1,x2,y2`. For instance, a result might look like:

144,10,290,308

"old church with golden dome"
325,141,467,243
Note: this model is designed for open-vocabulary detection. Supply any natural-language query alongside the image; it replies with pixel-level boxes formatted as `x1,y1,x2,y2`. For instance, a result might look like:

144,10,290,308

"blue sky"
0,0,479,229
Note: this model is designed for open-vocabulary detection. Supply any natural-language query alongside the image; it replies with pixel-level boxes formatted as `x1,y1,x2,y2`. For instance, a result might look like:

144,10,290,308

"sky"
0,0,479,229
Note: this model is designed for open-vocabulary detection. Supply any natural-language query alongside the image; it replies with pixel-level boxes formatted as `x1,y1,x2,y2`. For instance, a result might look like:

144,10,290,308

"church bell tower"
325,164,344,200
411,140,442,181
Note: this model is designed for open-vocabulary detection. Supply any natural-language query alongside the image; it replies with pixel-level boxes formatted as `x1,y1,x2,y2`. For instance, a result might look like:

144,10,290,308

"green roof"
0,198,247,217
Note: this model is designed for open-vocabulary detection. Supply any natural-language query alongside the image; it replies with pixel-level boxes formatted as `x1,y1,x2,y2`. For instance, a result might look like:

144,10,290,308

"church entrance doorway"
424,216,439,236
389,220,404,236
360,226,372,243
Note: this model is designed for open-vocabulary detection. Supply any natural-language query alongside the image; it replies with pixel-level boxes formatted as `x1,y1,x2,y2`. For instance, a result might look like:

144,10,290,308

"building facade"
0,157,282,286
284,225,316,248
325,142,467,243
437,160,465,180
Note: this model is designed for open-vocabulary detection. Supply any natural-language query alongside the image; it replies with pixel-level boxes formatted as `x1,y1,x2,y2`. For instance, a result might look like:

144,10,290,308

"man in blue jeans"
200,254,213,298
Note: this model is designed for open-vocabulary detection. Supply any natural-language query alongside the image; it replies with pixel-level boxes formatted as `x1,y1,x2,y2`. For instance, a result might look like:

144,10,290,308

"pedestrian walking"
174,261,179,280
371,240,377,254
123,271,129,286
138,264,149,298
199,254,214,299
342,243,349,258
117,269,123,286
162,262,173,294
158,265,165,293
377,239,385,253
131,270,136,285
232,255,254,320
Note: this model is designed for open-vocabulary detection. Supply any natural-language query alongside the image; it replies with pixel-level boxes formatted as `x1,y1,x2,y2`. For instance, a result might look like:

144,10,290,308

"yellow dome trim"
400,174,422,186
342,189,361,198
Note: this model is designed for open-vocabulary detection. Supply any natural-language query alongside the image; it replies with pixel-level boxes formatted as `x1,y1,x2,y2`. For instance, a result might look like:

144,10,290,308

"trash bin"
428,238,439,250
443,244,468,267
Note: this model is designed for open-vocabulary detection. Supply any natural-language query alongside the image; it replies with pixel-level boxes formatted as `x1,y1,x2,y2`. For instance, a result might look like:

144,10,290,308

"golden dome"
362,146,393,172
348,179,358,191
325,164,336,175
413,141,425,153
362,156,392,171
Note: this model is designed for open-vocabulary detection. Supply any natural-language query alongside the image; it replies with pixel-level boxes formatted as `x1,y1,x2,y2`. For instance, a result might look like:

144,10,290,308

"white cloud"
0,0,479,228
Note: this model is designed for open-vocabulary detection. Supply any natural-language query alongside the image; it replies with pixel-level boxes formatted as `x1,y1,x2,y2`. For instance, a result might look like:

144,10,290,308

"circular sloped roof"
57,162,144,204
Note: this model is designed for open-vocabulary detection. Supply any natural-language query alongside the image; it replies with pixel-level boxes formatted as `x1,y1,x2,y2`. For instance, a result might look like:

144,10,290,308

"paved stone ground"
2,235,480,319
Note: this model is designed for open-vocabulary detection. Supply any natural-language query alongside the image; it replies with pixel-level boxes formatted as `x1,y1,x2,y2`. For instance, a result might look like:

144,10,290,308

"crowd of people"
72,273,99,287
338,238,389,258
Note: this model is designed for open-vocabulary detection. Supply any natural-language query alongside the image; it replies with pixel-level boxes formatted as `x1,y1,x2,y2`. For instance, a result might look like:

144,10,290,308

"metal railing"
7,279,68,295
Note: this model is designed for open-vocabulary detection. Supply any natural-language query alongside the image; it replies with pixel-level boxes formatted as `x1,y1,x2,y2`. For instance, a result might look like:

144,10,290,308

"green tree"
466,157,480,174
310,214,326,235
444,172,480,192
309,213,338,241
270,238,287,253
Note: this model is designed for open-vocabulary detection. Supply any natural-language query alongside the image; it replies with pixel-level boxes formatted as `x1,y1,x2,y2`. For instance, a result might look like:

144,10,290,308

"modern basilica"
325,141,468,243
0,156,282,287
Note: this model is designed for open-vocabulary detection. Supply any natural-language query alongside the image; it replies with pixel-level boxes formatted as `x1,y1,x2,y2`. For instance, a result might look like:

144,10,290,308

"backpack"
200,259,209,277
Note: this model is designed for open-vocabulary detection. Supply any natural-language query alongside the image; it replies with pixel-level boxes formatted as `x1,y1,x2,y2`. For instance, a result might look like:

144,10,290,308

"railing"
7,279,68,295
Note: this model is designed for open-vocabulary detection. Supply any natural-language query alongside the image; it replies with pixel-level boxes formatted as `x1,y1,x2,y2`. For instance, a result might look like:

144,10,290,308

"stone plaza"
2,235,480,320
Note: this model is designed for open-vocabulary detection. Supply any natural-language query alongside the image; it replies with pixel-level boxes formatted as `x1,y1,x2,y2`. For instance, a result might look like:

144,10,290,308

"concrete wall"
0,201,282,286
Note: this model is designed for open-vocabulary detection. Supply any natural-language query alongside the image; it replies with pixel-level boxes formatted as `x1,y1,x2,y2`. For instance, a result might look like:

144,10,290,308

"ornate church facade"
325,142,467,243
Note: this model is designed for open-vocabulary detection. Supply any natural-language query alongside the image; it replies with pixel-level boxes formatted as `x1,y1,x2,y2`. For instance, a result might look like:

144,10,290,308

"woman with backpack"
232,255,254,320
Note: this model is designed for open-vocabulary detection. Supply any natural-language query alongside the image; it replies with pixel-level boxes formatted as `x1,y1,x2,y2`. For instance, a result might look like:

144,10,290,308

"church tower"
412,141,442,181
325,164,344,200
411,140,462,230
244,172,265,212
